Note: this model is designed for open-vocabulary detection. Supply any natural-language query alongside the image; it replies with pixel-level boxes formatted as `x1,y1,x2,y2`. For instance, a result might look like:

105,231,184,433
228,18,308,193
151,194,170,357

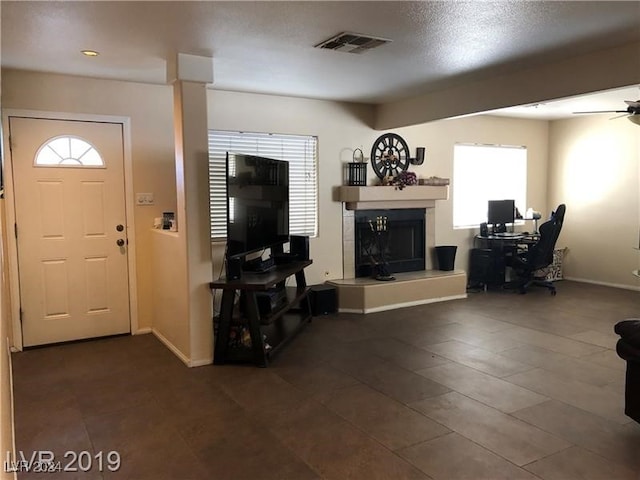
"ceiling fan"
574,100,640,125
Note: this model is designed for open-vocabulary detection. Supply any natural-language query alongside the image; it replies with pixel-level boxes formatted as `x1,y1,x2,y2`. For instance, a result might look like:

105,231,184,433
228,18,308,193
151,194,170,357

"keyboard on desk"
493,232,523,238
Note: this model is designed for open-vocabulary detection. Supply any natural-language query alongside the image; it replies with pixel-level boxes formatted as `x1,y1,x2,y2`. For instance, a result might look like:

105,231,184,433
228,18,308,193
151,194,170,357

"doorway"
7,115,135,347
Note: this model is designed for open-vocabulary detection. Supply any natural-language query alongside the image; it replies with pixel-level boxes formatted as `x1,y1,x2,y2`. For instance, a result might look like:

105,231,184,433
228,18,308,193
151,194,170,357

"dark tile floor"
12,280,640,479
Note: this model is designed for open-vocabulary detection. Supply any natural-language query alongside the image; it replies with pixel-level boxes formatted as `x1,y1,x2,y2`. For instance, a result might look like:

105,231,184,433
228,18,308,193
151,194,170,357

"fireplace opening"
354,209,425,278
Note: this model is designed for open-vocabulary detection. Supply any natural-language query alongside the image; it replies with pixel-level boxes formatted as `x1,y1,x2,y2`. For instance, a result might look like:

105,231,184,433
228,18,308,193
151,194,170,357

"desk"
469,234,538,289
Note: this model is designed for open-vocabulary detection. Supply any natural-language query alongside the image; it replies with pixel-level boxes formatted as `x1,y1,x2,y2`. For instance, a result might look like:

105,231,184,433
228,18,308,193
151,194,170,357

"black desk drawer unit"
469,248,505,288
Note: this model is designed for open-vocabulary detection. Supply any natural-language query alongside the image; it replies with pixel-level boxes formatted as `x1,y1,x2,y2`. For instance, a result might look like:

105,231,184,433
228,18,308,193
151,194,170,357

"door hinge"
14,223,18,239
19,308,23,324
8,135,12,153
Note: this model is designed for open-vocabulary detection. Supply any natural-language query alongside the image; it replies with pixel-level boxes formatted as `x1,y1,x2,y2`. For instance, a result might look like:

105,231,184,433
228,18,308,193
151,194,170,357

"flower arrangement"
385,170,417,190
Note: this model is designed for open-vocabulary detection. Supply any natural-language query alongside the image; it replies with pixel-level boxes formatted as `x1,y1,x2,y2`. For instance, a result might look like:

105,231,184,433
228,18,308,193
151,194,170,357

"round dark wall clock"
370,133,410,179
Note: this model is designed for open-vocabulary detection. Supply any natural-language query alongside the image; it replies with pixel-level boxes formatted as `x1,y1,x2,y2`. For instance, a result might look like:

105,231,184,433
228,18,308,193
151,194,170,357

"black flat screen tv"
225,153,289,259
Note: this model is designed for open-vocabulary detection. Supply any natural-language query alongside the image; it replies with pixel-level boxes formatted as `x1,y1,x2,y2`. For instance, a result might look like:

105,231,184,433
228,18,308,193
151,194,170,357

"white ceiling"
2,1,639,119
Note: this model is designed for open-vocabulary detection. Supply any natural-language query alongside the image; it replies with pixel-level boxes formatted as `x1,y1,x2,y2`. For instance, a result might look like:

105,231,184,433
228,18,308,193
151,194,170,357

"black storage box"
309,284,337,316
468,248,505,288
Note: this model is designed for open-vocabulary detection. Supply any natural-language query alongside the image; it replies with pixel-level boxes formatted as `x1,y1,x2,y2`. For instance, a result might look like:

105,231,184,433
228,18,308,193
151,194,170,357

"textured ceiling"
2,1,639,116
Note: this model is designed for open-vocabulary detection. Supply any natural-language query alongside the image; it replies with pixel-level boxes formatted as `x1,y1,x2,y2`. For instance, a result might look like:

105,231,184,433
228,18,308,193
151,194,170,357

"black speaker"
226,257,242,280
309,284,337,316
290,235,309,261
480,222,489,237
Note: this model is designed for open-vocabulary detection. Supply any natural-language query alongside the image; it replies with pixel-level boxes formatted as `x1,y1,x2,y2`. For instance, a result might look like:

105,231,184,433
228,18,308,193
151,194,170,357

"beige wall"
173,81,213,364
548,115,640,289
389,115,550,271
150,231,190,357
207,92,550,281
1,69,178,333
209,98,549,275
207,90,377,284
1,201,16,480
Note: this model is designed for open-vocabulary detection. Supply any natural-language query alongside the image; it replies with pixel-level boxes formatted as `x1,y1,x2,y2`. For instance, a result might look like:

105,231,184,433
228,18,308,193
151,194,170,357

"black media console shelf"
209,260,312,367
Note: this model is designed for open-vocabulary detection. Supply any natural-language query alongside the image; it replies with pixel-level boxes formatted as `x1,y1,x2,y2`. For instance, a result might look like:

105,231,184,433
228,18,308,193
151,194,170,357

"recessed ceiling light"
81,50,99,57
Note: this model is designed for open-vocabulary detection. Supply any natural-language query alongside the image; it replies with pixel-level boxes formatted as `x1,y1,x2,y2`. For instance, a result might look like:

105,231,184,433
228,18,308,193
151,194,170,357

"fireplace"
337,185,449,279
354,209,425,278
333,186,466,313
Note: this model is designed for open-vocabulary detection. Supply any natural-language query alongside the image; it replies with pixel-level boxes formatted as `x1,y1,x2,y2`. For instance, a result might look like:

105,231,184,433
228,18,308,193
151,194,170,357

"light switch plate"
136,193,154,205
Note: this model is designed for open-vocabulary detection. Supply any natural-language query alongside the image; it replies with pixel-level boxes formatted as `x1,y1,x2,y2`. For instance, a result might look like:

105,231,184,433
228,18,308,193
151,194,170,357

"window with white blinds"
453,143,527,228
208,130,318,241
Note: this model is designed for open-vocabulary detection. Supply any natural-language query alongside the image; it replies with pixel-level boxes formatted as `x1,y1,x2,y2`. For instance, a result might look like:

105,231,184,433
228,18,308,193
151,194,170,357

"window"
35,136,104,167
208,130,318,240
453,143,527,228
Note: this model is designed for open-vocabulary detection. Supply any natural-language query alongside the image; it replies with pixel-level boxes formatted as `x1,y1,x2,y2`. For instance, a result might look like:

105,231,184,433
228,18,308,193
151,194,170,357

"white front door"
10,117,130,347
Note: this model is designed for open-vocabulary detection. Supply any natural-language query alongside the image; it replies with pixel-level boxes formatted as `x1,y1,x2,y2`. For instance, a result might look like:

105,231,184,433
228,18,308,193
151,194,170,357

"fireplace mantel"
337,185,448,210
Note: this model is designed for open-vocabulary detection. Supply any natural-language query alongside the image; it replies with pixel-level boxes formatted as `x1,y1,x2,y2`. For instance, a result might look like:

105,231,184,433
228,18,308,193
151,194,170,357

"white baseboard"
151,329,213,367
133,327,152,335
151,329,190,367
189,357,213,367
564,276,640,292
6,337,17,480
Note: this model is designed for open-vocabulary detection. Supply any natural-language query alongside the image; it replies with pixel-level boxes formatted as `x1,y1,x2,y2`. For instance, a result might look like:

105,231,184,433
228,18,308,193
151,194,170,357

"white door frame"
2,109,139,351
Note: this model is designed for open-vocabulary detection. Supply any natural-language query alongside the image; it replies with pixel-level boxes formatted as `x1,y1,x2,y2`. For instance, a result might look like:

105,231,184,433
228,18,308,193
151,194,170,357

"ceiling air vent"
314,32,392,54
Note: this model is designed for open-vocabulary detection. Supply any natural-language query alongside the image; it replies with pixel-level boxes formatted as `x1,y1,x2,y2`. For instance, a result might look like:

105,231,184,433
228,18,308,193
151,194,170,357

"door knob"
116,224,124,232
116,239,125,247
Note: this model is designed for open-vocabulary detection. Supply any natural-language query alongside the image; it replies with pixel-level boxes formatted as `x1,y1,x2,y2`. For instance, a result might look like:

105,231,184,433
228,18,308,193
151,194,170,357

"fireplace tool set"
366,216,396,281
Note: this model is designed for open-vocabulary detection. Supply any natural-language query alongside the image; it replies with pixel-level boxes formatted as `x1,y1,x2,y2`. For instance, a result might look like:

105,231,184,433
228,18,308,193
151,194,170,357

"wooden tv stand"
209,260,312,367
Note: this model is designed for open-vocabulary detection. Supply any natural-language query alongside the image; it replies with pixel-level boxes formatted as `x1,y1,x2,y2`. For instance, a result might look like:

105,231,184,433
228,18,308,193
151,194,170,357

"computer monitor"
488,199,515,226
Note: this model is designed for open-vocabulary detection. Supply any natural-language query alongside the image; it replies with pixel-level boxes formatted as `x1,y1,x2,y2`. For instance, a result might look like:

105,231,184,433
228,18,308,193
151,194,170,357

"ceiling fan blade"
628,115,640,126
624,100,640,107
609,113,630,120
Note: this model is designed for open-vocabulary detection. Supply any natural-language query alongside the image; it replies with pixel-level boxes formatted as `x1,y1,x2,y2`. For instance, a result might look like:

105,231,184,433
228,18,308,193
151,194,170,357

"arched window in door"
34,136,104,168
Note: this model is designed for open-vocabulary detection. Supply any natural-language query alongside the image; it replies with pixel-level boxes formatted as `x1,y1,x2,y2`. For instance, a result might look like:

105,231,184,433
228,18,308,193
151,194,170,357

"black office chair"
510,204,566,295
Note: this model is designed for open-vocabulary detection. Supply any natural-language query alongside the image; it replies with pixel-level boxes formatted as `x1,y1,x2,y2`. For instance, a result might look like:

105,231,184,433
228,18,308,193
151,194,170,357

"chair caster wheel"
550,290,557,296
